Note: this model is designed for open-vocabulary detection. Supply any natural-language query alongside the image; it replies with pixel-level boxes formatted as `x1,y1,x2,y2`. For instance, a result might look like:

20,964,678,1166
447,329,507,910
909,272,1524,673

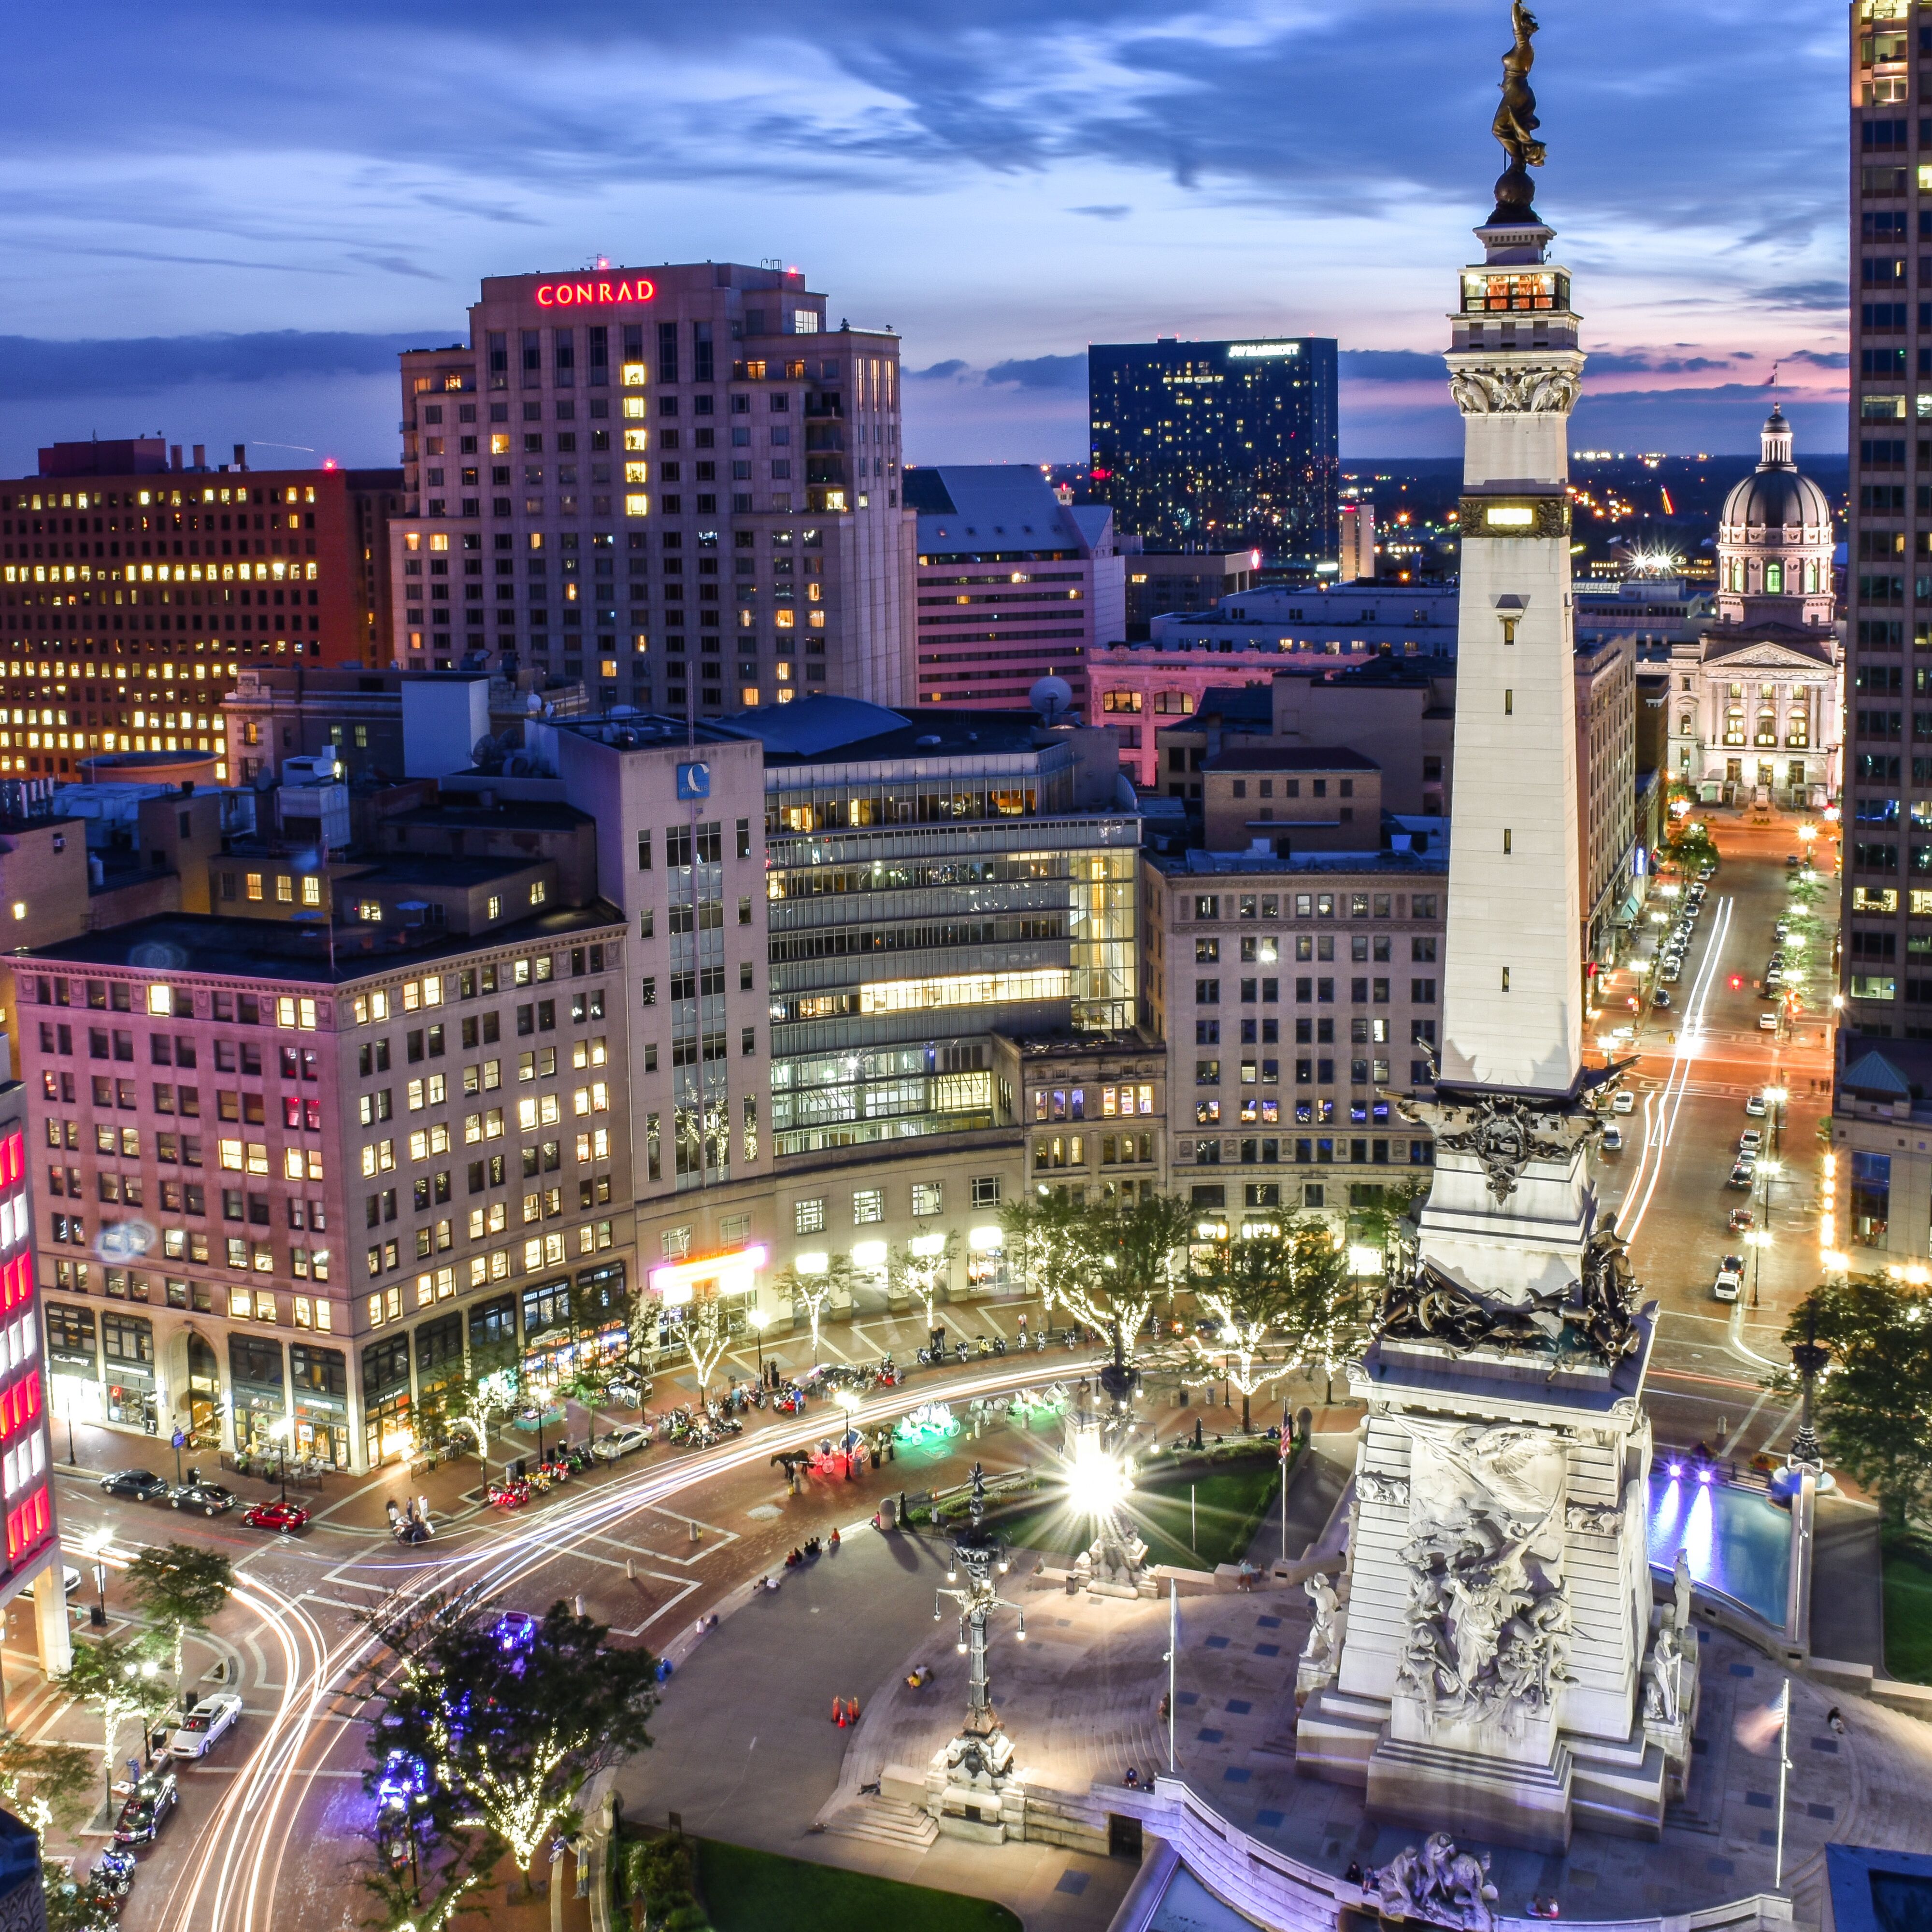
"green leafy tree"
1773,1280,1932,1525
56,1638,175,1822
771,1254,854,1364
0,1734,95,1842
368,1599,657,1902
622,1835,711,1931
885,1234,959,1333
444,1356,522,1468
1002,1190,1195,1369
1347,1177,1430,1272
1190,1229,1300,1433
1275,1219,1374,1406
125,1542,234,1704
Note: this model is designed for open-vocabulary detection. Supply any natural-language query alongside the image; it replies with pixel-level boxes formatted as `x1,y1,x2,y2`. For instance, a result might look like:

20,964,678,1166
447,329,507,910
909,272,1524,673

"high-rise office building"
0,443,401,780
392,264,916,715
1832,11,1932,1268
1088,337,1339,569
905,465,1125,711
1846,28,1919,1046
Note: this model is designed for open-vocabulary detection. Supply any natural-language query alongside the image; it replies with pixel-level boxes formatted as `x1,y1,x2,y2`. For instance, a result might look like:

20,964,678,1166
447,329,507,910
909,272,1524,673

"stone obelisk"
1294,3,1694,1853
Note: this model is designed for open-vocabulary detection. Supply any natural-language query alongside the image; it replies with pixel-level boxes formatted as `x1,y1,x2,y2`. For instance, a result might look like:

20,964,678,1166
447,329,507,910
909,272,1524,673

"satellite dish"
1029,676,1073,725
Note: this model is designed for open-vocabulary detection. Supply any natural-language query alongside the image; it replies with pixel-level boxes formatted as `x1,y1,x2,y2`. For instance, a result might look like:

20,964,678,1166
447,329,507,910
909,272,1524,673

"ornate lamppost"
1788,1307,1830,1473
928,1464,1028,1833
934,1464,1026,1744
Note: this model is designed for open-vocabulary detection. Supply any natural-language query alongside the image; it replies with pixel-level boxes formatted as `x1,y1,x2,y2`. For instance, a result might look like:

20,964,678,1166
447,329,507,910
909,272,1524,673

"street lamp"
86,1527,110,1630
1750,1159,1783,1309
746,1305,768,1383
268,1415,293,1504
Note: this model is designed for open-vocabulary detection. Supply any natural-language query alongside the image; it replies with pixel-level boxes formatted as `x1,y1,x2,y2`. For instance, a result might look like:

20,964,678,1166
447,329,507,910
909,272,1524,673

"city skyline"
0,1,1847,469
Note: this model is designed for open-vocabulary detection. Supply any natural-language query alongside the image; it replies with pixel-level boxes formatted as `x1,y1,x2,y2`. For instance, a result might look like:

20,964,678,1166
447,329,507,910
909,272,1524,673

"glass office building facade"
757,720,1139,1155
1088,337,1339,570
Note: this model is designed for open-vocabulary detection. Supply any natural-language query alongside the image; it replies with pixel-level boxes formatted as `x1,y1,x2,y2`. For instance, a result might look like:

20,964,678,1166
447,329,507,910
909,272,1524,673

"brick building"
22,904,630,1472
0,440,401,780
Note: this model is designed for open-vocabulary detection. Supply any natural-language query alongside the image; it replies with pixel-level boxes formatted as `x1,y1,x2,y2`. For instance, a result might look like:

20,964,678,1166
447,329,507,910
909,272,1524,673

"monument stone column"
1294,3,1692,1853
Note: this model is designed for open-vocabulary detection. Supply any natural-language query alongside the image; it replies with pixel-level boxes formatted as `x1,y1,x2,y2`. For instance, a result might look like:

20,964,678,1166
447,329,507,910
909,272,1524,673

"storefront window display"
361,1335,412,1467
228,1334,287,1455
103,1313,157,1433
289,1344,350,1469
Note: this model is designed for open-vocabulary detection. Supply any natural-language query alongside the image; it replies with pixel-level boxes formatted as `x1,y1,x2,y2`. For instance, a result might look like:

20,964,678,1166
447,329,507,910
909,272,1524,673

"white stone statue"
1671,1547,1693,1634
1364,1833,1498,1932
1642,1619,1682,1729
1302,1572,1339,1663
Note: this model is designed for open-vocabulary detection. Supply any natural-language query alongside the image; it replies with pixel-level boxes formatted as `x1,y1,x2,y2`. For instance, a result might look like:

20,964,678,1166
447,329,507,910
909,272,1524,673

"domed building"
1715,407,1835,627
1666,407,1843,810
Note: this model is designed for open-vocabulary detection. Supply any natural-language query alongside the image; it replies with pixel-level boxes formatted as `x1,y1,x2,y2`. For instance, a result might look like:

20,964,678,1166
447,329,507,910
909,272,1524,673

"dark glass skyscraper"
1088,336,1339,569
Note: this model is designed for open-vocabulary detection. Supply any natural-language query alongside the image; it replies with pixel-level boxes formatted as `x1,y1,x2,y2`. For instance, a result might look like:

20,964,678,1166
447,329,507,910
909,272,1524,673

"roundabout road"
149,1352,1118,1932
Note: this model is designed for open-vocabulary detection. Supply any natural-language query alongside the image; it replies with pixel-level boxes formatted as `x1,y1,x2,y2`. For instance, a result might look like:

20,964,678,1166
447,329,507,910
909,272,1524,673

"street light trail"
163,1354,1098,1932
1624,894,1733,1246
1607,891,1731,1224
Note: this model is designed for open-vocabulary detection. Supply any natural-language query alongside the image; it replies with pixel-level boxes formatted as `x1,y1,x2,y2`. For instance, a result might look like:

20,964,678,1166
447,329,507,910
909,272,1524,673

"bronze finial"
1489,1,1545,222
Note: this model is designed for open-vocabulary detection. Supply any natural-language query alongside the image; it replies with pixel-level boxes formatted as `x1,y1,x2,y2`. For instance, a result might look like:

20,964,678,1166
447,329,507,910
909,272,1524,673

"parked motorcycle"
486,1479,530,1510
86,1849,136,1917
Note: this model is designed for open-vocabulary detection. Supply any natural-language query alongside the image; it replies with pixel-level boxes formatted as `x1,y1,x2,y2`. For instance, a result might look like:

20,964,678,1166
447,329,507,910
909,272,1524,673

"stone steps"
822,1798,940,1851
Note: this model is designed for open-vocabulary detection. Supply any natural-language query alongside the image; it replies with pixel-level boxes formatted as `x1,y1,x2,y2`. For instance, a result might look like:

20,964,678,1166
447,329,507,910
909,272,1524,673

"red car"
243,1500,310,1534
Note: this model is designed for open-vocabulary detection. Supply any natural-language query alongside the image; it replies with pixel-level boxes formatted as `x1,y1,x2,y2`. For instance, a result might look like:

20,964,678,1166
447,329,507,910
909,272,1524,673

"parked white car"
1611,1091,1635,1115
168,1692,243,1760
590,1423,652,1463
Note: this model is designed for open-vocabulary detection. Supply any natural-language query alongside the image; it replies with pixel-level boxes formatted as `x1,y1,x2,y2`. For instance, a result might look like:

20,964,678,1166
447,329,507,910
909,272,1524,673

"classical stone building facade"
1666,410,1843,809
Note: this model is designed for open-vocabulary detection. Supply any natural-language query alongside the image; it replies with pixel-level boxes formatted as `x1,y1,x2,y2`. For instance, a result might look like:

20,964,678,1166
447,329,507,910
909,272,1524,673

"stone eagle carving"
1447,367,1581,416
1431,1093,1572,1204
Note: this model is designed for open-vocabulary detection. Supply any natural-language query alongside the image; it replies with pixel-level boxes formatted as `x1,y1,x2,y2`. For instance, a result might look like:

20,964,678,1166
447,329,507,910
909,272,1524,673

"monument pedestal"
1367,1732,1574,1855
1075,1522,1156,1600
924,1726,1026,1843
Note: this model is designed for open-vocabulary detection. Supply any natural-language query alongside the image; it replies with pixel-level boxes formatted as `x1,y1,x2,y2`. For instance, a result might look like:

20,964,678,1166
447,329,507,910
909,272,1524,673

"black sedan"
99,1470,169,1503
170,1481,237,1517
112,1770,178,1846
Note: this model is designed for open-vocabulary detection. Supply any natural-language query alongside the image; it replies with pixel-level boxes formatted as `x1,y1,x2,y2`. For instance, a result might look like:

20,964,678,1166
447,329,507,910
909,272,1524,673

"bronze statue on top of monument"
1490,0,1545,221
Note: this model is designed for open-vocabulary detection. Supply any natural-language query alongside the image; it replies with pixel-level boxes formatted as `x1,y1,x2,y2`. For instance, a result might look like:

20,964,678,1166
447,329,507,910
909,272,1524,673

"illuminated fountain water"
1645,1464,1792,1631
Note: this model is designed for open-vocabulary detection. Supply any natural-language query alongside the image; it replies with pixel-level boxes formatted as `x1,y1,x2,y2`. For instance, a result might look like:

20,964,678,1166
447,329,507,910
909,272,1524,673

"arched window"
1764,560,1784,594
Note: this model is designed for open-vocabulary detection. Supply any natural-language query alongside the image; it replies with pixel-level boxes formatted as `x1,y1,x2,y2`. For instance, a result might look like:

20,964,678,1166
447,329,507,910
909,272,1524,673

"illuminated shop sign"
648,1244,768,1307
536,278,658,309
1226,342,1302,359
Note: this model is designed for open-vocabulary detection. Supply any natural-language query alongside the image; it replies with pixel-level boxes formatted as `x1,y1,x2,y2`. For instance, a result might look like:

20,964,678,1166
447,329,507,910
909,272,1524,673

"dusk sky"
0,0,1849,474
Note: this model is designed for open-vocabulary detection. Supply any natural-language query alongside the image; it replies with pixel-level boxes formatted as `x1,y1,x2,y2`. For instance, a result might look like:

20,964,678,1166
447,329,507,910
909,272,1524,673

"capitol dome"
1714,406,1835,630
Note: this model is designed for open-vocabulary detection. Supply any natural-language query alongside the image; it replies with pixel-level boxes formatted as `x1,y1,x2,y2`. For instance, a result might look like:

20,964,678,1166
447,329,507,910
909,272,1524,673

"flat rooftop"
27,902,624,985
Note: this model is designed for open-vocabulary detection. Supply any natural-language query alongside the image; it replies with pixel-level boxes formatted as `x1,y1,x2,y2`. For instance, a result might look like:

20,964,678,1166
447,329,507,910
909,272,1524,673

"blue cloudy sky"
0,0,1848,470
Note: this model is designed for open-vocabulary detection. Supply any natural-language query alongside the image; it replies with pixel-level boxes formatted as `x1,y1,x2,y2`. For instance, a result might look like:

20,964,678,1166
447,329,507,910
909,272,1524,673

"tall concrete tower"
1296,4,1692,1854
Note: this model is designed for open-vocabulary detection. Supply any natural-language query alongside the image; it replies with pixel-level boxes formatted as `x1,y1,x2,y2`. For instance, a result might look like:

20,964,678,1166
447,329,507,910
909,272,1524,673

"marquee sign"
536,278,657,309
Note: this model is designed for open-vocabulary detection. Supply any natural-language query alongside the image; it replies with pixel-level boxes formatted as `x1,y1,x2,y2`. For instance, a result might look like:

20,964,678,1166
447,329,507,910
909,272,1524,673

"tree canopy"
125,1542,234,1687
366,1596,658,1910
1775,1279,1932,1524
1001,1189,1196,1364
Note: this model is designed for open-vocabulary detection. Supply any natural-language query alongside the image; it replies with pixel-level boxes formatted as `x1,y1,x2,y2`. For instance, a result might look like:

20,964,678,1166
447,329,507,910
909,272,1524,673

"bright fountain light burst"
1064,1432,1131,1517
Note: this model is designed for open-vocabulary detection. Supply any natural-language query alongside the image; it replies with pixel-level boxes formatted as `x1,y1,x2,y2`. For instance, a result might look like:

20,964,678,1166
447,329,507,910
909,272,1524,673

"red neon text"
536,279,657,308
